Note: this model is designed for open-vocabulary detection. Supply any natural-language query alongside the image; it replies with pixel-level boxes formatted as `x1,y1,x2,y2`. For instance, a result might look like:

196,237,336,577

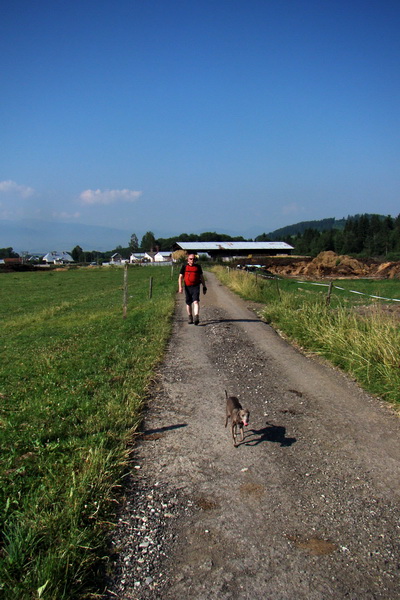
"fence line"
244,268,400,303
295,280,400,302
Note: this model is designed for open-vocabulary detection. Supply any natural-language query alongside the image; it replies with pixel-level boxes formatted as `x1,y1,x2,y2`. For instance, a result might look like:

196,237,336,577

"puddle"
288,389,303,398
195,497,219,510
239,482,265,499
287,535,337,556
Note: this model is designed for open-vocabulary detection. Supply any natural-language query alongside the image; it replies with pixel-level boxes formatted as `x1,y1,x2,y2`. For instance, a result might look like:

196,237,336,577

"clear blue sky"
1,0,399,251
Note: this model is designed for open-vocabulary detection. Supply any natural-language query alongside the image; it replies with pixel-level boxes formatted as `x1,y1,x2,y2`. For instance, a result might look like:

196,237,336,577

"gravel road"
104,271,400,600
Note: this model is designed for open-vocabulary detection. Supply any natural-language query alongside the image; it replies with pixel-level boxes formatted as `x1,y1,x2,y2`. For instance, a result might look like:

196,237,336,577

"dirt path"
106,271,400,600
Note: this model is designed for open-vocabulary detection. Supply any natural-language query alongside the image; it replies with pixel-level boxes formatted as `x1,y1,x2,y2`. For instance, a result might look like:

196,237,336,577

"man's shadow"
243,421,296,447
203,318,263,325
141,423,188,436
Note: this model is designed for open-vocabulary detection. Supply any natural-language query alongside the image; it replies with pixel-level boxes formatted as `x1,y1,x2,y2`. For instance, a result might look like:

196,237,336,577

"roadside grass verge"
0,266,177,600
212,266,400,406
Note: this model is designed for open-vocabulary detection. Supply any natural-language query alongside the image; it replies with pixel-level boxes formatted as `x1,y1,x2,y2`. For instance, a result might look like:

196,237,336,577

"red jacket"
182,264,202,286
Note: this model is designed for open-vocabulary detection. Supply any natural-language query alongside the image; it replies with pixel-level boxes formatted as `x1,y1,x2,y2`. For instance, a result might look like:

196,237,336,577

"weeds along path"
106,271,400,600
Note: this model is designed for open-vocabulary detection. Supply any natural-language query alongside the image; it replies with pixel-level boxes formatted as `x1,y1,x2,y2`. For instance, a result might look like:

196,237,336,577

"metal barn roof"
42,251,74,262
174,241,293,251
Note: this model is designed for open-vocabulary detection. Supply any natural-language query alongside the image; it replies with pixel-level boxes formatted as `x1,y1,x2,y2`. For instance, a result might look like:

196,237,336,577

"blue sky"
1,0,399,252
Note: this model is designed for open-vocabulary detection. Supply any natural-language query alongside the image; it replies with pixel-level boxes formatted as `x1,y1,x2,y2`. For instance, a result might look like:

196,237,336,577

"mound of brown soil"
302,252,370,278
241,252,400,279
373,262,400,278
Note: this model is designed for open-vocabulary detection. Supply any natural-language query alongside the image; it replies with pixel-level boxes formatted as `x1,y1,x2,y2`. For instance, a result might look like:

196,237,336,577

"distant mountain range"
0,219,133,254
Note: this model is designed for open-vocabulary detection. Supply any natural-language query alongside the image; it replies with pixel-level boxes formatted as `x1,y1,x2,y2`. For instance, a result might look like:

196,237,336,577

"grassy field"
213,266,400,407
0,265,177,600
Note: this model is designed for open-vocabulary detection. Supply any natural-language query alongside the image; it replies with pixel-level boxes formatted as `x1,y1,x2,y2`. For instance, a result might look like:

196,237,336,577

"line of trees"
69,232,158,262
78,231,247,262
278,214,400,259
3,214,400,263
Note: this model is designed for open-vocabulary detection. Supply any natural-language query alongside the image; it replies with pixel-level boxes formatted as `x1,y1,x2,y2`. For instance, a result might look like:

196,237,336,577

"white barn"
172,241,293,260
42,251,74,264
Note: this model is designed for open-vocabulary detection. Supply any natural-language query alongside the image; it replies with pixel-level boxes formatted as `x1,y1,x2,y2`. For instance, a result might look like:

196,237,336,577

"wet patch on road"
239,481,265,500
195,496,220,511
287,535,337,556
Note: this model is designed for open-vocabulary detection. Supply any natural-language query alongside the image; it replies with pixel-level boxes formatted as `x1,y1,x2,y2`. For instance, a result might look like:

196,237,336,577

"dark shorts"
184,285,200,305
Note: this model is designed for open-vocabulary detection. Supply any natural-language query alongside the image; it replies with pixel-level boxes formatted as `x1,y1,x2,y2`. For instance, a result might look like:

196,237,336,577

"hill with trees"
254,214,400,260
265,217,347,238
282,214,399,259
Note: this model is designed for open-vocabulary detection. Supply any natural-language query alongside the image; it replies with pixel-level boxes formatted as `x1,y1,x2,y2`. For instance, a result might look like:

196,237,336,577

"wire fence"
238,266,400,303
295,280,400,303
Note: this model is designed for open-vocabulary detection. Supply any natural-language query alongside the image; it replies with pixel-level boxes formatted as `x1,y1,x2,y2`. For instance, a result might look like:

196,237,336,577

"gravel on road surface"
104,271,400,600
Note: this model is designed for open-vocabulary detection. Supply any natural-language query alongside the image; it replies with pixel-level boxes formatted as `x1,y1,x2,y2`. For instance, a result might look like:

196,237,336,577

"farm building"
130,251,172,263
172,241,293,260
130,253,146,263
42,251,74,264
110,253,125,264
154,251,172,262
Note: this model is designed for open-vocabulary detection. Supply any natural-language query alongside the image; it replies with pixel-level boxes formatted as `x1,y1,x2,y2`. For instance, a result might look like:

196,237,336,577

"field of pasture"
0,266,177,599
213,266,400,407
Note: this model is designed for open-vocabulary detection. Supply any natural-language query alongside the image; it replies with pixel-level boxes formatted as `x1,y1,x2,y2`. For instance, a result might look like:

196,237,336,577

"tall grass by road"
213,266,400,406
0,266,177,600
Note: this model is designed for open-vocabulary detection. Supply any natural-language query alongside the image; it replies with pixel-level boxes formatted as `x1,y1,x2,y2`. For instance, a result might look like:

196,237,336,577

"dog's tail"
225,390,228,399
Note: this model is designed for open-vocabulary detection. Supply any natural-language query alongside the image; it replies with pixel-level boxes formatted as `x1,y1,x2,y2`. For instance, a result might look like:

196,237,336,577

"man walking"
178,253,207,325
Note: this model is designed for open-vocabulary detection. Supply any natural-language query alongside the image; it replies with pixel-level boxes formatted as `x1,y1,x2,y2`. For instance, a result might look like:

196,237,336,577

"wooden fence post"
149,276,153,299
326,281,333,306
123,263,128,319
275,277,282,301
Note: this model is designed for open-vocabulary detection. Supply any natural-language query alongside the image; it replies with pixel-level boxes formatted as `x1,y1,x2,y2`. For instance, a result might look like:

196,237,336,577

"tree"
293,228,320,255
71,245,83,262
0,247,19,259
319,230,335,252
110,245,131,259
172,249,187,263
140,231,156,252
129,233,139,252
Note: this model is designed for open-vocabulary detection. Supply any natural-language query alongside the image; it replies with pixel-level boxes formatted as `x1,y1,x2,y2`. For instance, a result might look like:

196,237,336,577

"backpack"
183,264,201,286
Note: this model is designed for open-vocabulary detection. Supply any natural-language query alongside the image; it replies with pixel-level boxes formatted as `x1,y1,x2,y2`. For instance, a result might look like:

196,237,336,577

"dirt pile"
298,252,371,279
249,252,400,279
373,261,400,278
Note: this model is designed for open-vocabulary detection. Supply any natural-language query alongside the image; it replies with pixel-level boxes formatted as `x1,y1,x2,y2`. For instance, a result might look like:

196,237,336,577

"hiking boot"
194,315,199,325
188,315,193,324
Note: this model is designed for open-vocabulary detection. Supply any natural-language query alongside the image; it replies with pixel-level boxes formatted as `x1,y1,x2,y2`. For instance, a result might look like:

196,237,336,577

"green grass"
213,267,400,406
0,266,177,600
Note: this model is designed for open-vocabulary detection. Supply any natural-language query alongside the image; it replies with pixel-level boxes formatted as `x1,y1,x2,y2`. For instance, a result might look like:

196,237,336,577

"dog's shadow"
242,421,296,447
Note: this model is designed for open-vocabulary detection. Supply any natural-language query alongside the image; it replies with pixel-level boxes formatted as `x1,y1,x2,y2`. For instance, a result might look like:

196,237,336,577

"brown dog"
224,390,250,447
